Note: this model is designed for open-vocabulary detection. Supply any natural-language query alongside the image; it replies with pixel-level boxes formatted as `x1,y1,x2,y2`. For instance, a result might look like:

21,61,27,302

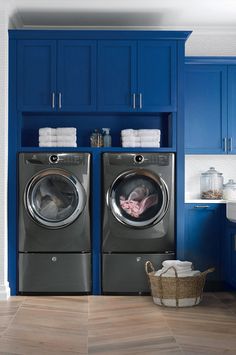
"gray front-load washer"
102,152,175,293
18,152,91,293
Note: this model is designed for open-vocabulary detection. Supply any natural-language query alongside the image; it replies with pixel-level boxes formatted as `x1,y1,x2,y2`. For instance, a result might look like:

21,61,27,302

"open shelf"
19,112,175,150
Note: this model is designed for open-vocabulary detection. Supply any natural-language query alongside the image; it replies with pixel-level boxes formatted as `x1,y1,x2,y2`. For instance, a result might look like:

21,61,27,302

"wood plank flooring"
0,293,236,354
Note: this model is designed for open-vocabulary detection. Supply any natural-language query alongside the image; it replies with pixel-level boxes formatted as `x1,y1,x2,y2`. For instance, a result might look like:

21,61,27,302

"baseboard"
0,283,11,300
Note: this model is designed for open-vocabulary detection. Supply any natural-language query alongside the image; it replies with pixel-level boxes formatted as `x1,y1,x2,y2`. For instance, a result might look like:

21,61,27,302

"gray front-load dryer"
18,152,91,293
102,152,175,293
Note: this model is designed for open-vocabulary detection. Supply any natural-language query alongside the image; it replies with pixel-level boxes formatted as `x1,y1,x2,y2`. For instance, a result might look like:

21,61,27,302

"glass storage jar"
223,179,236,200
200,167,223,200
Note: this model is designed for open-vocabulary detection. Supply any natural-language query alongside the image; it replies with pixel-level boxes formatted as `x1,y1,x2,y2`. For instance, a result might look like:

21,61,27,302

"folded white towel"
122,142,141,148
39,142,57,147
140,142,160,147
155,269,200,277
121,129,138,137
140,136,160,141
140,139,160,145
56,135,77,142
122,137,141,144
162,260,193,268
57,142,77,147
138,129,161,136
39,128,57,136
56,127,77,135
39,135,57,143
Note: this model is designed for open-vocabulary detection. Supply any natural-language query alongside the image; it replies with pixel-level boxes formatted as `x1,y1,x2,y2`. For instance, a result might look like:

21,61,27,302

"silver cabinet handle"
194,205,210,208
223,137,227,152
228,137,233,152
139,93,142,109
132,93,136,109
52,92,55,109
58,92,62,109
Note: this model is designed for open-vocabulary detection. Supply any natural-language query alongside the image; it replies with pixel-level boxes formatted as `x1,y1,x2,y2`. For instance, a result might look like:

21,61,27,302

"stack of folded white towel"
153,260,201,307
39,127,77,147
121,129,161,147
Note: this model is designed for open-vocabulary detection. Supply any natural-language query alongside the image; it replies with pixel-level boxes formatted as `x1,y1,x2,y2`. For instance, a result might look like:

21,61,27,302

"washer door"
25,169,86,228
108,169,169,228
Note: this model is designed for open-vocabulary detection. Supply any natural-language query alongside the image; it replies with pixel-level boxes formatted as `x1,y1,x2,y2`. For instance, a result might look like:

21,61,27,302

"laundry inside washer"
18,152,91,294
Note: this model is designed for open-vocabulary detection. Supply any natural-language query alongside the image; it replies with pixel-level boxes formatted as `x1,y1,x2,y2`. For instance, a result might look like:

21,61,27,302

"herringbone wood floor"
0,293,236,354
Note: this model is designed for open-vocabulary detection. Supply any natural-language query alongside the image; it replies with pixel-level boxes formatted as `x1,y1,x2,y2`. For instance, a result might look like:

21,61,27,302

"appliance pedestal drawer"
19,253,91,293
102,253,175,294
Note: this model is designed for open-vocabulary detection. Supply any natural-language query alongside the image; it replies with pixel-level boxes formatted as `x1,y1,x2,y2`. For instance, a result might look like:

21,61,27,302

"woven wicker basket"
145,261,214,307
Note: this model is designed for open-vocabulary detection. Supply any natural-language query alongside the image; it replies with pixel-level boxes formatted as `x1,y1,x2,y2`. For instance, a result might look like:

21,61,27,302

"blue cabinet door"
17,40,57,111
224,227,236,288
228,66,236,154
185,65,228,154
97,41,137,112
57,40,97,112
138,41,176,112
184,204,223,284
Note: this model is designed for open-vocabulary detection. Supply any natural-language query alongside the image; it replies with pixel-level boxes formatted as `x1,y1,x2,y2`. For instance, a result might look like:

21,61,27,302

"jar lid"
224,179,236,188
201,167,223,176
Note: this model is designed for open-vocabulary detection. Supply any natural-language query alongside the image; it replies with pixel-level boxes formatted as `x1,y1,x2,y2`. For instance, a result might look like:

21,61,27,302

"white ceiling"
7,0,236,29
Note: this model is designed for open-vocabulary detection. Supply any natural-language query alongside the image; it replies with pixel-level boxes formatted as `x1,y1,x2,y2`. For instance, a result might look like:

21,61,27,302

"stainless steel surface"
102,152,175,253
223,137,227,152
132,93,136,109
25,168,85,228
58,92,62,109
229,137,233,152
102,253,175,293
19,253,91,293
139,93,142,109
19,152,91,252
52,92,55,109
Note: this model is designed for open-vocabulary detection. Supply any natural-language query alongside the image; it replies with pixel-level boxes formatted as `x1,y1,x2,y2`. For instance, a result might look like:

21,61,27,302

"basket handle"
159,266,178,278
145,261,155,275
201,267,215,277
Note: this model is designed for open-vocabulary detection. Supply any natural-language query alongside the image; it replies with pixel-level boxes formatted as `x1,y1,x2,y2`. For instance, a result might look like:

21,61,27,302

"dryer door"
25,169,86,228
108,169,169,228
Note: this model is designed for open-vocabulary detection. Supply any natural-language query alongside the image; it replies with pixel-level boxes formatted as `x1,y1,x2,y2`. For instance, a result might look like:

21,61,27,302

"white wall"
0,4,11,300
185,155,236,200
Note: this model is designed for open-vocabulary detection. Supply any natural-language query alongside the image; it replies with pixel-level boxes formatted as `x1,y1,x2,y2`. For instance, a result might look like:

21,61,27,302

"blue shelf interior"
21,112,173,148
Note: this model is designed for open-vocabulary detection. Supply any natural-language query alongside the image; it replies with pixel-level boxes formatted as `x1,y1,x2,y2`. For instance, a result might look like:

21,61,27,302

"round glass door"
108,169,169,228
25,169,86,228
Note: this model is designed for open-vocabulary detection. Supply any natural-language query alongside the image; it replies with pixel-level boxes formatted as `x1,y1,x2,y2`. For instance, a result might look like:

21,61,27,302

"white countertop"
185,199,227,204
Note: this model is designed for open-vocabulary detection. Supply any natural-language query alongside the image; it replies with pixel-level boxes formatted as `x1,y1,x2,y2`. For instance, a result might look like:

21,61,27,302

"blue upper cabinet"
138,41,176,112
185,64,228,154
57,40,96,111
227,66,236,153
17,40,57,111
97,40,177,112
17,40,96,112
97,41,137,112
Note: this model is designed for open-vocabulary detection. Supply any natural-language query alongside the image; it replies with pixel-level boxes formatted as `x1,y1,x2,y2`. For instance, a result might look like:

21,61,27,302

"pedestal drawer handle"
194,205,210,208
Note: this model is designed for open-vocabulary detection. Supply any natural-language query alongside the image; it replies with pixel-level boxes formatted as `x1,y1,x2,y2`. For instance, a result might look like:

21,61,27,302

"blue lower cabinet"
184,204,223,289
224,226,236,289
